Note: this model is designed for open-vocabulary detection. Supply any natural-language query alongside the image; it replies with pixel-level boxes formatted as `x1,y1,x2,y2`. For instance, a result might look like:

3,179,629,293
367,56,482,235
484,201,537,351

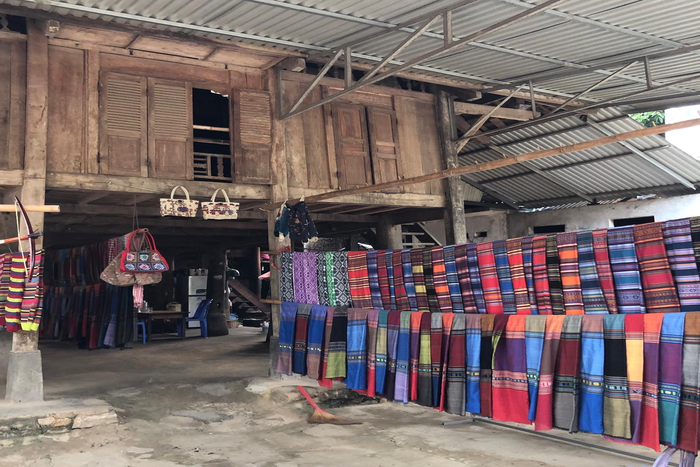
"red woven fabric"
476,242,504,314
347,251,372,309
633,222,681,313
592,229,618,314
506,238,532,315
532,236,552,315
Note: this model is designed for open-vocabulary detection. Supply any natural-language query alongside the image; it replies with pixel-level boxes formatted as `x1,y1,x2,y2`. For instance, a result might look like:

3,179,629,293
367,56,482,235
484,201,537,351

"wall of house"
463,210,508,243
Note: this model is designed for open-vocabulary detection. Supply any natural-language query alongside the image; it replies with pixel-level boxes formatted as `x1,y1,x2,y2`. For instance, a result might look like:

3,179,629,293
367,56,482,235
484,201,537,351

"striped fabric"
432,247,453,312
658,312,685,446
493,315,530,424
535,315,564,431
592,229,618,314
345,308,368,391
443,245,465,312
532,236,553,315
493,240,517,314
348,251,373,309
521,236,538,315
293,252,319,305
608,227,646,313
455,244,477,313
325,252,336,306
319,308,335,387
401,249,418,311
21,251,44,331
0,254,10,326
445,313,466,416
554,315,582,432
634,222,681,313
392,250,410,311
579,315,605,434
411,249,429,312
506,238,532,315
385,251,397,311
275,301,297,376
375,310,389,395
640,314,664,452
279,252,295,303
5,252,27,332
409,312,422,401
678,312,700,453
430,312,443,408
394,311,412,403
367,250,383,310
626,314,645,443
525,315,547,421
577,231,609,315
423,249,440,313
546,235,565,315
325,306,349,379
691,217,700,264
316,252,330,306
557,232,585,315
466,244,487,314
480,314,496,417
418,312,433,407
603,314,632,439
439,312,454,412
366,309,380,397
384,311,401,400
292,303,311,375
465,314,482,414
662,218,700,313
376,250,392,310
306,305,328,380
476,242,504,314
333,252,352,306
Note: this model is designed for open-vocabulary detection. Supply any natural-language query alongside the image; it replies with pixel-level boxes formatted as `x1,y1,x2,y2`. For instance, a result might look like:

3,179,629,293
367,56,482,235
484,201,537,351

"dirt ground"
0,328,662,466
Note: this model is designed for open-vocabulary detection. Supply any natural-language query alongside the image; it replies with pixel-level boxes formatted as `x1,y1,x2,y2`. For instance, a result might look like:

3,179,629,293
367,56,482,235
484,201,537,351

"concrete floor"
0,328,663,467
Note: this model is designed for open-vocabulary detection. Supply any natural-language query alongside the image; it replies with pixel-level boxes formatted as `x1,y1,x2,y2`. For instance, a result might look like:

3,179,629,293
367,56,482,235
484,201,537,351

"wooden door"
332,103,372,188
147,78,193,180
233,89,272,184
99,72,147,177
367,107,401,190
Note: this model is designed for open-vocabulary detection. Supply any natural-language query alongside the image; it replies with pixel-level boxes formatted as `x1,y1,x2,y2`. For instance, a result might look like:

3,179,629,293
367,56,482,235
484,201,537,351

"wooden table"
137,310,187,342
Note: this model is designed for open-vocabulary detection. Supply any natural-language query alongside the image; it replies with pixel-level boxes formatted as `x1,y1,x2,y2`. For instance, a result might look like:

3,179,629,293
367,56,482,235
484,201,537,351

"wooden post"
436,90,467,245
5,20,48,403
376,217,403,250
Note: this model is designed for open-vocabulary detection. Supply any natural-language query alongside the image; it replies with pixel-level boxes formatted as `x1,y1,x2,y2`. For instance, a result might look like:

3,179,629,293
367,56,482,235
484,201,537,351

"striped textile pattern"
347,251,373,309
423,248,440,312
445,313,466,416
439,312,454,412
466,244,487,314
662,218,700,313
418,312,433,407
493,240,517,314
394,311,412,404
546,235,565,315
690,217,700,265
521,236,538,315
20,251,44,331
367,250,384,310
579,315,605,434
535,315,564,431
556,232,585,315
525,315,547,421
430,312,443,408
5,252,27,332
376,250,392,311
411,249,430,312
592,229,618,314
409,311,422,401
306,305,328,380
274,301,297,376
608,227,646,313
678,312,700,453
292,303,311,375
506,238,532,315
634,223,681,313
443,245,465,312
553,315,582,432
640,314,664,452
603,314,632,439
465,314,482,414
493,315,530,424
375,310,389,395
480,314,496,417
577,231,609,315
0,253,11,326
325,306,349,379
319,308,335,387
476,242,504,314
626,314,645,443
366,309,380,397
392,250,410,311
401,249,417,311
384,310,401,400
386,250,397,311
532,236,553,315
658,312,685,446
345,308,368,391
432,247,453,312
455,244,477,313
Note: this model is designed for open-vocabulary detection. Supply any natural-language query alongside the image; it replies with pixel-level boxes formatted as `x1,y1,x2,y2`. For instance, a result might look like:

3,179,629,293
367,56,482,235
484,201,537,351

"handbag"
202,188,240,220
101,255,162,286
160,185,199,218
119,229,169,273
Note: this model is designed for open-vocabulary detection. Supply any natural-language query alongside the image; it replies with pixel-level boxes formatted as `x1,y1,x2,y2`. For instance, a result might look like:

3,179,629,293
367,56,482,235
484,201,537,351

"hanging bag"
160,185,199,218
119,229,169,273
201,188,240,220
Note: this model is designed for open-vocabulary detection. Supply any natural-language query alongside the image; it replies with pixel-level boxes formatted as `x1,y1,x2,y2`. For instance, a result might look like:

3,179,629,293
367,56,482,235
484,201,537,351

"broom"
297,386,361,425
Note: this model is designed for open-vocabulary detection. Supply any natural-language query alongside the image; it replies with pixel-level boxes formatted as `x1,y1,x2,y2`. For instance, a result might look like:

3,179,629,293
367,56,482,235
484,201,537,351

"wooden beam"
0,169,24,186
287,188,446,208
453,101,539,121
0,204,59,213
454,116,491,144
77,192,110,205
277,56,306,72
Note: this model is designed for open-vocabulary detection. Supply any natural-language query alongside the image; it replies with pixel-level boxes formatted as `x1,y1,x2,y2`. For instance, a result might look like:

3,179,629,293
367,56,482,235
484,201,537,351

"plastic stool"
137,321,146,344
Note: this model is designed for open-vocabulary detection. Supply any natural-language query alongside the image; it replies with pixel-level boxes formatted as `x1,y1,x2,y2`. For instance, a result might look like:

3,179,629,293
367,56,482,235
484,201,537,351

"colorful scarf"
658,312,685,446
409,312,422,401
476,242,504,314
418,312,433,407
493,315,530,424
608,227,646,313
634,222,681,313
325,306,348,379
640,314,664,452
623,314,645,444
275,301,297,376
532,236,553,315
348,251,372,309
333,252,351,306
556,232,584,315
662,218,700,313
319,307,335,387
466,314,482,414
325,252,336,306
506,238,532,315
366,309,380,397
522,236,538,315
526,315,547,421
411,249,429,312
579,315,605,434
376,250,392,310
430,312,444,408
493,240,517,314
401,249,417,311
20,251,44,331
279,252,295,303
375,310,389,394
439,312,455,411
554,315,582,432
5,252,27,332
395,311,412,403
293,252,319,305
393,250,410,311
577,231,609,314
678,312,700,453
316,253,330,306
292,303,311,375
443,245,464,312
592,229,618,314
384,310,401,400
385,251,397,310
306,305,328,380
345,308,368,391
432,247,453,312
546,235,565,315
455,244,476,313
367,250,383,310
480,314,496,417
423,249,440,312
466,243,487,314
446,313,467,416
603,314,632,439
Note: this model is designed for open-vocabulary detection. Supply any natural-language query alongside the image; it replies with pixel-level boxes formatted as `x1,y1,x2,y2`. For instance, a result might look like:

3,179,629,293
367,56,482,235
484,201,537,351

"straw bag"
120,229,169,273
201,188,240,220
160,186,199,218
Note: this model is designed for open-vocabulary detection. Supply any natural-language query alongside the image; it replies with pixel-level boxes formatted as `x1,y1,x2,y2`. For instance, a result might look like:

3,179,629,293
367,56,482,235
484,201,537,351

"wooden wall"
0,36,26,170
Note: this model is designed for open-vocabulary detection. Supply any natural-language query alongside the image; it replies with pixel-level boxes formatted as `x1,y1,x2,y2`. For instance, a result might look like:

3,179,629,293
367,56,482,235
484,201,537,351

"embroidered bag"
119,229,169,273
201,188,240,220
160,185,199,218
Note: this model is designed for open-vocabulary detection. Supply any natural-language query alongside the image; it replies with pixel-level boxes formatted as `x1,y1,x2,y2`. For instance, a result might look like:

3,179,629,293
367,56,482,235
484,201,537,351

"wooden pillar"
5,20,48,403
376,217,403,250
436,90,467,245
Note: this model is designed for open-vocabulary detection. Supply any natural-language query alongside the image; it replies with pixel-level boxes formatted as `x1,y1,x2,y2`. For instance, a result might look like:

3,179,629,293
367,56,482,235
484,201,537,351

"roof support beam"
454,101,539,121
456,85,524,151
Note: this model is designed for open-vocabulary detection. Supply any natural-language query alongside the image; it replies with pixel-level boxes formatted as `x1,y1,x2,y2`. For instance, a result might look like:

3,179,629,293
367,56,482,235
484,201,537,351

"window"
193,89,232,182
533,224,566,234
612,216,655,227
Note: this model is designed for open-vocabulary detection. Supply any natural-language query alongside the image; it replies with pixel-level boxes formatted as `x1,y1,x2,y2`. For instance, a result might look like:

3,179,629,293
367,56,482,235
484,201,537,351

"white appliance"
185,276,208,328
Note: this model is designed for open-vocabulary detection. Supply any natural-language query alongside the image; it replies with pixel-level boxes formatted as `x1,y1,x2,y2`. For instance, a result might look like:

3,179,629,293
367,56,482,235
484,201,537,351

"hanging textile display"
465,314,482,414
332,252,351,307
432,248,453,312
443,245,465,313
678,312,700,453
592,229,618,314
493,240,517,314
557,233,585,316
345,308,368,391
386,251,397,311
640,314,664,452
366,309,380,398
634,223,681,313
417,312,433,407
438,312,454,412
658,312,685,446
401,249,417,311
506,238,532,315
553,315,582,432
316,253,330,307
535,315,564,431
409,312,422,401
662,219,700,313
306,305,327,380
429,313,443,408
394,312,412,403
579,315,605,434
532,236,553,315
454,245,476,313
476,242,503,315
384,311,401,400
280,252,295,303
411,249,429,312
525,315,547,422
375,310,389,395
366,250,383,310
392,251,409,311
376,251,392,311
466,244,487,314
608,227,646,314
347,252,372,309
423,249,440,313
479,314,496,417
546,235,566,315
445,313,466,416
492,315,530,424
275,301,297,376
293,252,319,305
292,303,311,375
522,236,538,315
577,231,609,315
603,314,632,439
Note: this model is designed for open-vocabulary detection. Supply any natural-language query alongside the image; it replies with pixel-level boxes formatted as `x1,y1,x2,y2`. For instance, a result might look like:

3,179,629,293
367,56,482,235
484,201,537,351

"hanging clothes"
306,305,328,380
553,315,582,432
465,314,482,414
522,236,538,315
417,312,433,407
401,249,417,311
392,250,410,311
476,242,504,314
411,249,429,312
443,246,464,313
319,307,335,388
366,250,383,310
634,222,681,313
275,301,297,376
535,315,564,431
445,313,466,416
525,315,547,422
375,310,389,395
626,314,645,444
492,315,530,424
479,314,496,417
678,312,700,453
579,315,605,434
466,244,487,314
316,252,330,307
556,233,585,316
438,312,454,412
376,250,392,311
293,252,319,305
324,252,336,306
546,235,566,315
493,240,517,314
333,252,351,307
394,311,412,404
345,308,368,391
577,231,609,315
384,251,397,311
658,312,685,446
603,314,632,439
532,236,553,315
279,252,295,303
432,247,453,312
292,303,312,376
366,309,380,398
325,306,349,379
347,251,372,309
592,229,618,314
384,310,401,400
423,249,440,313
430,313,444,408
506,238,532,315
409,312,422,401
640,314,664,452
454,244,476,313
662,218,700,313
608,227,646,313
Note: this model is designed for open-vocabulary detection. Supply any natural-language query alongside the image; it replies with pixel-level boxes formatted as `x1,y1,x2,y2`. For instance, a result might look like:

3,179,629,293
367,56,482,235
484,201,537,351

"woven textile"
466,244,487,314
346,308,368,391
394,311,412,403
376,250,393,311
293,252,319,305
443,245,465,312
493,240,517,314
535,316,565,430
317,253,330,306
20,251,44,331
554,315,582,432
386,251,397,311
608,227,646,313
446,313,467,416
493,315,530,424
325,252,336,306
0,254,10,326
634,222,681,313
626,314,645,443
393,250,410,311
556,233,584,316
418,312,433,407
455,244,477,313
348,251,372,309
659,312,685,446
603,314,632,439
532,236,553,315
466,314,482,414
423,249,440,313
506,238,532,315
691,217,700,264
439,312,455,412
325,306,348,379
375,310,389,395
525,316,547,421
409,312,422,401
401,249,417,311
592,229,618,314
579,315,605,434
640,314,664,451
546,235,565,315
522,236,538,315
577,231,609,315
306,305,328,380
275,301,297,376
679,312,700,453
384,310,401,400
411,249,429,312
430,312,444,408
333,252,352,306
292,303,312,375
480,314,496,417
279,252,295,303
476,242,504,314
366,309,380,398
432,247,453,312
5,253,26,332
319,307,335,387
367,250,383,310
663,218,700,313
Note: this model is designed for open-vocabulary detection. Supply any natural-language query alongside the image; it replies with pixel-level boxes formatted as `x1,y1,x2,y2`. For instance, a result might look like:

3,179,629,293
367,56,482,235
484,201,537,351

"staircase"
228,279,271,328
401,222,442,249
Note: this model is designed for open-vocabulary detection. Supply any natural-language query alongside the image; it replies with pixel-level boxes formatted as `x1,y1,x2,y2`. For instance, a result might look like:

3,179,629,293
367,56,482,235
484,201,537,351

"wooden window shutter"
148,78,193,180
367,107,402,190
332,103,372,189
233,89,272,184
0,40,25,171
99,72,147,177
